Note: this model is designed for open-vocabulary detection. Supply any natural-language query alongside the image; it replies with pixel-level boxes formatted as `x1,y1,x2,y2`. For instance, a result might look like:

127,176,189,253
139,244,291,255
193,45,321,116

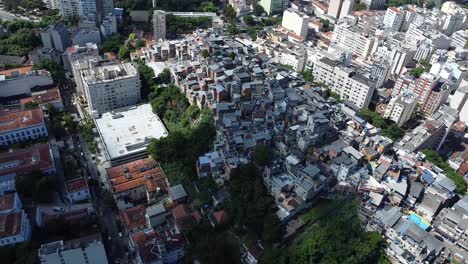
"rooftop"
0,211,23,238
106,157,167,194
121,205,147,230
95,104,168,160
65,178,89,194
20,88,62,106
82,62,138,85
0,144,54,176
0,193,16,212
0,108,45,133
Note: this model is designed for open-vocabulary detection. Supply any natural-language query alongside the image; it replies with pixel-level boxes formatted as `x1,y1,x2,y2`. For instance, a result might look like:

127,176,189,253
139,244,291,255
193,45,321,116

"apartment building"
313,57,376,108
153,10,166,41
100,14,118,38
259,0,288,15
281,9,309,38
81,62,141,115
40,24,71,53
383,92,419,127
0,109,48,146
62,42,99,73
451,29,468,49
333,17,375,58
71,28,101,46
383,7,405,31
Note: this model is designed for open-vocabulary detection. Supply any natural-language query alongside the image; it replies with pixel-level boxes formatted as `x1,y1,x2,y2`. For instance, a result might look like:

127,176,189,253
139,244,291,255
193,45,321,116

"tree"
227,22,240,36
253,145,273,166
243,15,256,26
409,66,426,78
353,0,367,11
117,44,131,60
63,114,78,133
201,49,210,58
138,63,156,99
101,34,125,54
154,68,172,85
33,59,66,85
253,4,265,16
23,101,39,109
199,1,217,12
135,39,146,49
299,69,314,82
222,5,237,22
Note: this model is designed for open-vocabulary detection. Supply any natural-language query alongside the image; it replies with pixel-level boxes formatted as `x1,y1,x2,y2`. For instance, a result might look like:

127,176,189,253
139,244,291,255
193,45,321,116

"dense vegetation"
166,15,212,39
0,27,39,56
33,59,66,85
101,34,126,54
16,170,57,203
353,0,368,11
264,201,389,264
228,163,284,245
422,149,467,194
147,85,216,185
358,109,405,140
2,0,45,11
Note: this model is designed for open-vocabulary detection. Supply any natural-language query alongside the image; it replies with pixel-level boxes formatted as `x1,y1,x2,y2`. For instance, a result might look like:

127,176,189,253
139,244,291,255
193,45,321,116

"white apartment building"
0,109,48,146
449,80,468,124
383,7,405,31
313,57,375,108
260,0,288,15
81,62,141,116
327,0,344,20
389,47,415,76
153,10,166,41
38,234,108,264
384,92,419,127
57,0,99,17
333,17,375,58
0,210,31,247
339,0,354,20
279,51,307,72
281,9,309,38
451,29,468,49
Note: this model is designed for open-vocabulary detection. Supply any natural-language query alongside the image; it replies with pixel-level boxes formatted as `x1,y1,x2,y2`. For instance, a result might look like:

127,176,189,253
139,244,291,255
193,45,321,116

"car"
434,234,444,242
118,232,123,238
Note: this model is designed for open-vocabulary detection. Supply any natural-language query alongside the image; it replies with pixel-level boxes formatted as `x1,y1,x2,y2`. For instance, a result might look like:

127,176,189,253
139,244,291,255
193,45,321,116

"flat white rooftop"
95,104,168,161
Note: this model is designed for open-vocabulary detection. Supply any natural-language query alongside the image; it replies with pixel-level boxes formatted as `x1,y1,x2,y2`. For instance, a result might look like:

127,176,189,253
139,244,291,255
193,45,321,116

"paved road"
0,9,31,21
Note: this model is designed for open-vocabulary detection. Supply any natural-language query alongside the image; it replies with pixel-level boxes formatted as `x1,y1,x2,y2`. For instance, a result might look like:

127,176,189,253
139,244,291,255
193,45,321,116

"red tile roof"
130,229,158,246
66,178,88,194
0,108,45,133
0,193,15,212
172,204,200,230
0,211,23,237
121,205,147,230
106,158,168,194
0,66,33,77
213,210,228,225
20,88,62,107
0,144,54,176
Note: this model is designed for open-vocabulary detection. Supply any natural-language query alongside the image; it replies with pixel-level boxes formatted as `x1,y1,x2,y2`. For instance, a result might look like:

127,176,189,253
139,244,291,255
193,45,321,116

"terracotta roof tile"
0,66,33,77
0,193,15,212
0,108,45,132
0,211,23,237
121,205,147,230
0,144,54,176
19,88,62,107
66,177,88,194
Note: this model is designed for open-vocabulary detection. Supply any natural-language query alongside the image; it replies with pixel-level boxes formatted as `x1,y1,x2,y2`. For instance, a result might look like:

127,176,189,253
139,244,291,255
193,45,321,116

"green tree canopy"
33,59,66,85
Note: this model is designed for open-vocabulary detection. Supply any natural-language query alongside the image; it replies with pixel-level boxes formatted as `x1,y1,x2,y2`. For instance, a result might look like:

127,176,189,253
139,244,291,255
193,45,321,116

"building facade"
153,10,166,41
0,109,48,146
81,62,141,115
281,9,309,38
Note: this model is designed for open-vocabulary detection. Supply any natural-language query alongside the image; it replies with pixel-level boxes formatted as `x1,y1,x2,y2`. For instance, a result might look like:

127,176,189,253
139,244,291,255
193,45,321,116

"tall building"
96,0,114,18
384,92,419,127
313,57,376,108
153,10,166,41
100,14,118,38
339,0,354,20
333,17,375,58
281,9,309,38
81,62,141,115
362,0,386,10
328,0,344,20
40,24,71,53
259,0,288,15
451,29,468,49
38,234,108,264
62,42,99,73
57,0,80,17
449,80,468,123
383,7,405,31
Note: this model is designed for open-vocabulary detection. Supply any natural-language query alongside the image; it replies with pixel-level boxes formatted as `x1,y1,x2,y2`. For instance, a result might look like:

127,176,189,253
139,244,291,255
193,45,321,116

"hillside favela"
0,0,467,263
